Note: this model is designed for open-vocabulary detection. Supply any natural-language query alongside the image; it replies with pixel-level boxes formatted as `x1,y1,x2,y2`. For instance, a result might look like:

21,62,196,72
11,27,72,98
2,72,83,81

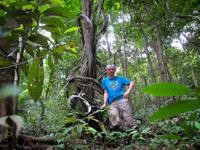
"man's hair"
106,64,116,69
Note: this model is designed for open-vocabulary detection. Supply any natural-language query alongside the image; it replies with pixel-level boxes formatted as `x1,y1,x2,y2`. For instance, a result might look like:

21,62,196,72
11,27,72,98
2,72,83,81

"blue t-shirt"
102,76,131,105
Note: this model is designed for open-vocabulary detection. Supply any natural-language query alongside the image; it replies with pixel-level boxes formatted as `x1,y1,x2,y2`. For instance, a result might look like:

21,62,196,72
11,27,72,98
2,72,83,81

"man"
100,64,136,131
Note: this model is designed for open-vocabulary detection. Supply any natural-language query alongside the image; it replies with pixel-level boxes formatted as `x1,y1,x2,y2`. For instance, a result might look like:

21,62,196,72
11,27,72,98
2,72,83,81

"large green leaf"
0,9,6,17
42,7,76,18
15,14,33,25
143,83,192,96
52,45,66,54
157,134,181,140
40,25,61,36
29,33,49,48
40,17,65,29
64,26,79,34
28,59,44,101
38,4,50,13
150,100,200,121
9,1,36,9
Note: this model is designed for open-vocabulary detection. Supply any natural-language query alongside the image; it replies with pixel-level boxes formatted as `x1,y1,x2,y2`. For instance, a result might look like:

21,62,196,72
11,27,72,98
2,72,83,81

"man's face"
106,66,116,77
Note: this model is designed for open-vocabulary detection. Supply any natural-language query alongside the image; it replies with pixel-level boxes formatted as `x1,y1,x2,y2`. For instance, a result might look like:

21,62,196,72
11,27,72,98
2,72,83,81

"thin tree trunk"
178,37,198,87
105,30,112,57
154,27,169,82
120,0,127,78
144,39,156,83
143,2,169,83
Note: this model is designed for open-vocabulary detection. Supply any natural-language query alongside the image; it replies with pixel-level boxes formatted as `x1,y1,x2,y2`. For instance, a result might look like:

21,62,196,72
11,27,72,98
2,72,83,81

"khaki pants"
108,98,135,129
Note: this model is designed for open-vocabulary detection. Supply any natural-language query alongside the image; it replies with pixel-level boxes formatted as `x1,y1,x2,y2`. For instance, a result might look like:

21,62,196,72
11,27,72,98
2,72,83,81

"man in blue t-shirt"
100,64,137,131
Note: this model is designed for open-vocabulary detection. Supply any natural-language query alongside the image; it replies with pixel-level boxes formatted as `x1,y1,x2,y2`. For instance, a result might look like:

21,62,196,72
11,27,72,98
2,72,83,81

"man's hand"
123,91,130,99
123,81,134,99
100,103,106,109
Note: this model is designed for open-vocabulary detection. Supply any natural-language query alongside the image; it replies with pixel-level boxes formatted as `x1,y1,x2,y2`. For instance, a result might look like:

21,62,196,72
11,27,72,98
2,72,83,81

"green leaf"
18,89,29,103
9,1,36,9
143,83,192,96
196,86,200,100
40,25,61,36
0,10,6,17
115,2,120,10
64,27,79,34
28,59,44,101
41,17,65,29
141,127,151,134
86,127,97,134
0,56,13,67
42,7,76,18
49,0,64,6
39,4,50,13
15,14,33,25
150,100,200,121
64,117,76,124
157,134,181,140
29,33,49,48
195,122,200,129
52,45,66,54
76,125,83,135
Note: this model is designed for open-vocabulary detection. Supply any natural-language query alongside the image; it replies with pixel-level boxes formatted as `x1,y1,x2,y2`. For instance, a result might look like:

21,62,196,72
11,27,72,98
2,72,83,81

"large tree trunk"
79,0,108,103
80,0,96,78
80,0,96,101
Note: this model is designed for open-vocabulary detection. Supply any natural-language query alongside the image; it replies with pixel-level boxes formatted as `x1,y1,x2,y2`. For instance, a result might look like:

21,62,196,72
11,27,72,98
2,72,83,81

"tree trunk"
154,27,169,82
80,0,96,101
178,37,198,87
80,0,96,78
144,38,156,83
120,0,127,78
105,30,112,57
79,0,108,103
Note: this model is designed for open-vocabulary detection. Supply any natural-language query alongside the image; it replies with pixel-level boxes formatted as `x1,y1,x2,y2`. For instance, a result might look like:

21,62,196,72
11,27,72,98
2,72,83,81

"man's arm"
100,90,108,109
123,81,135,98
